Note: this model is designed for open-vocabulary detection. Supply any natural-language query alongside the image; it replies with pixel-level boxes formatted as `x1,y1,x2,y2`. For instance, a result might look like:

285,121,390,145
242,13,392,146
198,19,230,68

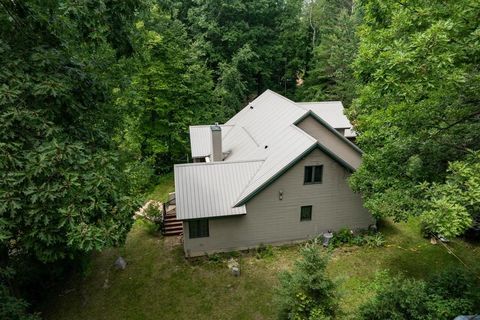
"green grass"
41,217,480,320
146,173,175,202
42,171,480,319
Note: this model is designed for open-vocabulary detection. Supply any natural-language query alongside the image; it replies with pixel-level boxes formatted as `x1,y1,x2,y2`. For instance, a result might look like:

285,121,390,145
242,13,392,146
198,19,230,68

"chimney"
210,123,222,161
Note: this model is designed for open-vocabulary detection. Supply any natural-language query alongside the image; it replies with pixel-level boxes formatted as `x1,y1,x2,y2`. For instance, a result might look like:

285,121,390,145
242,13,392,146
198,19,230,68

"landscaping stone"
114,256,127,270
231,266,240,277
227,258,240,276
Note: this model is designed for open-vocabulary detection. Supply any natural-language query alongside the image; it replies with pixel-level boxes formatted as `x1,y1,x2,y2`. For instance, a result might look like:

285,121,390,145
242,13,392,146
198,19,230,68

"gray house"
174,90,373,257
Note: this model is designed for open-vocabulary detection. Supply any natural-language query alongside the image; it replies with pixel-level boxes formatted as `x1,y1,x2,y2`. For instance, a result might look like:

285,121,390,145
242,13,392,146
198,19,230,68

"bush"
256,244,274,259
330,228,354,247
363,233,386,248
276,244,337,320
0,268,40,320
329,228,385,248
358,269,479,320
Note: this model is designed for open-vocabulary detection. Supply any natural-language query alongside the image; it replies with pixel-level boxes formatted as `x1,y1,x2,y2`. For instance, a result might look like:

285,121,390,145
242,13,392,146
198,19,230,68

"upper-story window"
304,165,323,184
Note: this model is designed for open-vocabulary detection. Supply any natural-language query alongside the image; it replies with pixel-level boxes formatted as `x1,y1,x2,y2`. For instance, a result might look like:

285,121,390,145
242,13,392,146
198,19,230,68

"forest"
1,0,479,318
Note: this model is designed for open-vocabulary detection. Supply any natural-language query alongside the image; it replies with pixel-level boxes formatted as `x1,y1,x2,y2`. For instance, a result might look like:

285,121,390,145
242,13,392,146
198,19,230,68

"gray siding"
297,116,362,169
183,148,373,257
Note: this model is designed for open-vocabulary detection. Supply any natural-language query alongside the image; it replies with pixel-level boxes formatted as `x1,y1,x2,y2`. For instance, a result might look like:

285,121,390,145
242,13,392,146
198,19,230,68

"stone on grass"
114,256,127,270
231,266,240,277
227,258,240,277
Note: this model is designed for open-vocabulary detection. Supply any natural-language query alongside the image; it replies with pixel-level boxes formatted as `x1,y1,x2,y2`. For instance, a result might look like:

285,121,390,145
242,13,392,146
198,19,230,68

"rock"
103,278,109,289
231,266,240,277
114,256,127,270
227,258,240,276
227,258,239,269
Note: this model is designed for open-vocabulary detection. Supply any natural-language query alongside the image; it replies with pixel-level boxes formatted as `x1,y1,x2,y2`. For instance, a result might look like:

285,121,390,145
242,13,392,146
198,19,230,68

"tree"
297,0,360,107
276,245,337,320
349,0,480,236
359,270,479,320
115,3,217,173
0,0,142,303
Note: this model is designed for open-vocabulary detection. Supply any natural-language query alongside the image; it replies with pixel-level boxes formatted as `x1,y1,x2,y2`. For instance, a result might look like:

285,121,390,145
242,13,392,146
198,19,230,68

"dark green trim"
294,110,363,154
234,142,355,207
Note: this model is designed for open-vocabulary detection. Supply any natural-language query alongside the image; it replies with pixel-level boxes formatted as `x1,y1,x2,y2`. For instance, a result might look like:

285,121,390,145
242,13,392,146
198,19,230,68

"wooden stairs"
163,205,183,236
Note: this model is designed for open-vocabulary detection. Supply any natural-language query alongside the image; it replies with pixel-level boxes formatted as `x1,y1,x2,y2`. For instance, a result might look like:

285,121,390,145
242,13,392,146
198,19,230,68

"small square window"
300,206,312,221
189,219,209,238
304,165,323,184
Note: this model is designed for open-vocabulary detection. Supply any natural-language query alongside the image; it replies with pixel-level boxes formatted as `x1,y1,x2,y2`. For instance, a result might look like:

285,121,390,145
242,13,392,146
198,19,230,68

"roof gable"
181,89,362,218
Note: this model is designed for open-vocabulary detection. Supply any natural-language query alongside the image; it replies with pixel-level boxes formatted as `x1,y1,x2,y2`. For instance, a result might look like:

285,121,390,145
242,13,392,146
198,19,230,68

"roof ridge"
174,159,265,168
263,89,307,113
296,101,342,104
189,124,234,128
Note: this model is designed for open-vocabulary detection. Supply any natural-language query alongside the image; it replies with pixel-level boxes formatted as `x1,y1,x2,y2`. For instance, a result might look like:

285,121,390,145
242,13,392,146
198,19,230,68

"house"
174,90,373,257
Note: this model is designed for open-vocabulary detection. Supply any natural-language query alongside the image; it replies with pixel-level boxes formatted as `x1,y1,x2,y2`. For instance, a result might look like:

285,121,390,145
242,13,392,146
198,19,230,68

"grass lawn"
41,177,480,319
146,172,175,202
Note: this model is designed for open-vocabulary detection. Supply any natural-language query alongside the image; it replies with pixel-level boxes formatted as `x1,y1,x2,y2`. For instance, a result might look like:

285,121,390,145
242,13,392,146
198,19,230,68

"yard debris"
114,256,127,270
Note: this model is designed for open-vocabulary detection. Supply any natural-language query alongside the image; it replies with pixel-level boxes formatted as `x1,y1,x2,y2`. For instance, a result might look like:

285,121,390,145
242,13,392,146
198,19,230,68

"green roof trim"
234,142,356,207
294,110,363,154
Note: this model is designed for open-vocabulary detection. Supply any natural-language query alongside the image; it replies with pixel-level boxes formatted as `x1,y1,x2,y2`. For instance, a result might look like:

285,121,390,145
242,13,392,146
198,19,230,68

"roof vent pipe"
210,123,222,161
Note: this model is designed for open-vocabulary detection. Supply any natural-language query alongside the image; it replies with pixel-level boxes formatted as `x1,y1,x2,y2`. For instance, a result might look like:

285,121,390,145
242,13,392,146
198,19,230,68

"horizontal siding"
297,116,362,169
183,149,373,257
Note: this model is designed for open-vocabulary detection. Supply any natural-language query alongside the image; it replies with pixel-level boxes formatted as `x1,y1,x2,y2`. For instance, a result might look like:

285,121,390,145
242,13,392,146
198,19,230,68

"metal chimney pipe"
210,123,222,161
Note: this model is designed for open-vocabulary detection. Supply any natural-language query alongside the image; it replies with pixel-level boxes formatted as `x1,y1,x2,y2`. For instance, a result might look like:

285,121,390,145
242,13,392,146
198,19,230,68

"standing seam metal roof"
176,90,360,220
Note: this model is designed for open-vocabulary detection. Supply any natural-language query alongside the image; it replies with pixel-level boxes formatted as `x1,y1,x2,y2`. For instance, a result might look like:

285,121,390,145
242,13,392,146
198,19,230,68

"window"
189,219,209,238
304,165,323,184
300,206,312,221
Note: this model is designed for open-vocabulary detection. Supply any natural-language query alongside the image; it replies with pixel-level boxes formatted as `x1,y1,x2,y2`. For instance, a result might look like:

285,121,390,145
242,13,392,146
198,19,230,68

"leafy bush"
276,245,337,320
330,228,354,247
0,285,40,320
358,269,479,320
363,233,386,248
329,228,385,248
0,268,40,320
256,244,274,259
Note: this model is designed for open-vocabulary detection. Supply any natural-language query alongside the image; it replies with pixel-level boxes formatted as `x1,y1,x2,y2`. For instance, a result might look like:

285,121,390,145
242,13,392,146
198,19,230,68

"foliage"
255,244,274,259
0,0,146,316
115,2,217,173
358,269,479,320
298,0,360,106
329,228,385,248
421,152,480,238
350,0,480,237
276,245,337,320
0,267,40,320
0,0,140,264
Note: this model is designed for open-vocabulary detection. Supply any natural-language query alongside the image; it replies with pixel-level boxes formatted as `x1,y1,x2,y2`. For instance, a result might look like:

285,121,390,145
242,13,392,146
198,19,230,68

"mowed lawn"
41,177,480,320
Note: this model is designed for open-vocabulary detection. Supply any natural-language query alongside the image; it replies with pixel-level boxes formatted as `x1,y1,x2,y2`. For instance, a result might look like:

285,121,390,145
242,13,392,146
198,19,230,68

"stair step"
164,232,182,236
165,224,182,229
164,226,181,230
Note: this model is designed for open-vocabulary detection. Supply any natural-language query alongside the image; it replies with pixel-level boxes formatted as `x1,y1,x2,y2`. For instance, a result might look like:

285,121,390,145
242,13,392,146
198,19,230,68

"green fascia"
234,142,356,207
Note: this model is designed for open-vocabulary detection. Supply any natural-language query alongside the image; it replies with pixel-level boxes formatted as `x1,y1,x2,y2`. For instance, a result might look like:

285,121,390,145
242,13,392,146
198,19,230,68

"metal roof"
190,125,234,158
296,101,352,129
174,160,263,220
179,90,361,219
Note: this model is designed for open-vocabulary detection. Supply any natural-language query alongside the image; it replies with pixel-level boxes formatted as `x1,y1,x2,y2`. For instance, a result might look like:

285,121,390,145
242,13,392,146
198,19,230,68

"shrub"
256,244,274,259
276,244,337,320
358,269,479,320
330,228,354,247
363,233,386,248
